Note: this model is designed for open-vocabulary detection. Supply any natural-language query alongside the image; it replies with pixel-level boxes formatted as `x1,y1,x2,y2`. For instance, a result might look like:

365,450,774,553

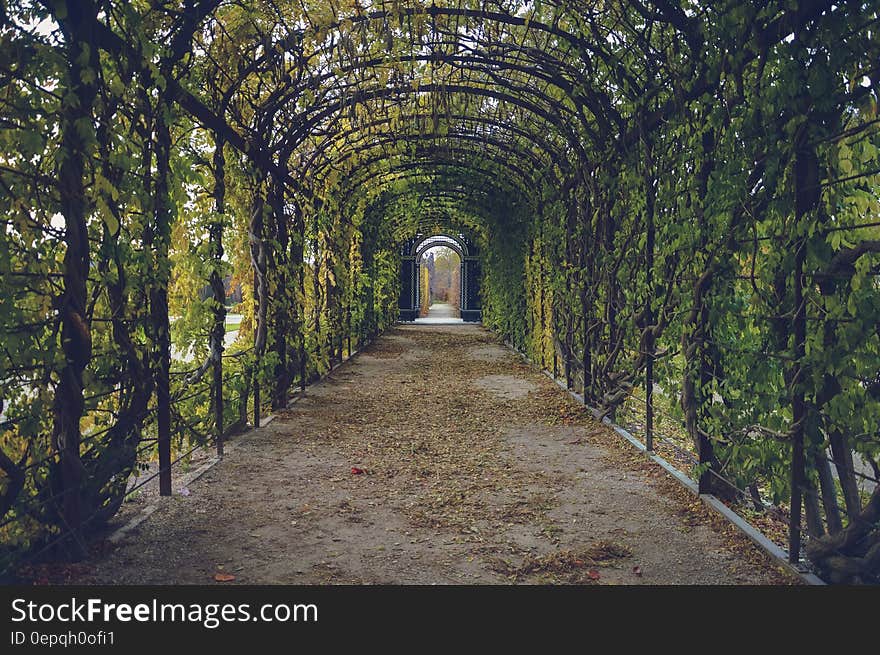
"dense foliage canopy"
1,0,879,582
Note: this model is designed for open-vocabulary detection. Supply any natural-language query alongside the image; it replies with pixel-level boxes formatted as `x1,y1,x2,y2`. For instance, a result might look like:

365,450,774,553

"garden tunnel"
1,0,879,584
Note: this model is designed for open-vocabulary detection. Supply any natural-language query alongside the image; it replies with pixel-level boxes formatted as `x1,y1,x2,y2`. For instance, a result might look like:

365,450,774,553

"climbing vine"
1,0,878,582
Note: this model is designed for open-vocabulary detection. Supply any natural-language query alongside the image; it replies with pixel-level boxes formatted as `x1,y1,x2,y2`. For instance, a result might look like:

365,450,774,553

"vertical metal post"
582,203,592,403
582,317,591,404
537,233,546,370
346,303,352,358
157,313,171,494
239,364,249,428
298,211,307,391
253,376,261,428
789,238,806,564
211,135,226,457
249,175,267,428
253,268,261,429
415,258,420,317
565,200,574,390
324,266,332,368
645,354,654,453
460,260,465,311
643,120,656,454
214,350,223,457
789,129,811,563
553,342,559,380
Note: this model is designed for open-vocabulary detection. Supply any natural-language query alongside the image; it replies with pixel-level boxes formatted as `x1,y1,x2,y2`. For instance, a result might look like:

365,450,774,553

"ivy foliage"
1,0,879,582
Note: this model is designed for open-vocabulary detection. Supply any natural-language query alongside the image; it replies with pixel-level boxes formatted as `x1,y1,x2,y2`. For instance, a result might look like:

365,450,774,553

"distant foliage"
420,262,430,317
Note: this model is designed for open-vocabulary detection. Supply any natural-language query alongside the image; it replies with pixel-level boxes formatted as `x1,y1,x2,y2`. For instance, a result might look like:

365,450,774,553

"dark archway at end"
399,233,481,323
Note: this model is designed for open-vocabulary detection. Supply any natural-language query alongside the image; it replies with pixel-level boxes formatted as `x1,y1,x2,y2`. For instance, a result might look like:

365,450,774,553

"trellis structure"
1,0,879,583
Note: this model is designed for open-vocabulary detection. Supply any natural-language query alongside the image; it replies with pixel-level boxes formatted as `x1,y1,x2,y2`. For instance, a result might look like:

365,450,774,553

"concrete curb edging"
109,416,274,545
501,338,826,586
108,340,370,547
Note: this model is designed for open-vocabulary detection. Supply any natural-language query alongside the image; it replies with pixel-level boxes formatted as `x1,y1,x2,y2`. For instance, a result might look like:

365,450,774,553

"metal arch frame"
315,132,552,198
412,235,468,260
341,158,536,212
333,144,543,207
284,81,588,165
400,231,481,323
340,160,533,218
361,189,493,245
365,190,499,247
298,110,573,185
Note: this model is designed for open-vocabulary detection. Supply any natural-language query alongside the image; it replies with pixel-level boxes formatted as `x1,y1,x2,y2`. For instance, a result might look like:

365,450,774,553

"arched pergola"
2,0,879,583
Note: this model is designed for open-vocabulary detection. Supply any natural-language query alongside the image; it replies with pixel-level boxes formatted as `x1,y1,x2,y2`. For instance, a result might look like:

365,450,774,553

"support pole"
643,116,656,453
253,258,260,429
581,188,593,403
249,176,267,429
297,209,307,391
210,135,226,456
346,303,352,358
789,236,806,564
270,172,290,409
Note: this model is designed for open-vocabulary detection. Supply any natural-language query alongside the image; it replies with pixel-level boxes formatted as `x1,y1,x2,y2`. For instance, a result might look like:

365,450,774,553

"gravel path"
72,324,795,585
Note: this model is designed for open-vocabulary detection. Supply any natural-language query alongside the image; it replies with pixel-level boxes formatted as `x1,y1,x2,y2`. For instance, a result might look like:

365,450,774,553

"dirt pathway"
75,324,793,585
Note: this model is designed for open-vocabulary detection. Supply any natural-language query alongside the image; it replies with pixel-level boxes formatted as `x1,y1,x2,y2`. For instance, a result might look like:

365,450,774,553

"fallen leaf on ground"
214,573,235,582
351,467,366,475
587,569,600,580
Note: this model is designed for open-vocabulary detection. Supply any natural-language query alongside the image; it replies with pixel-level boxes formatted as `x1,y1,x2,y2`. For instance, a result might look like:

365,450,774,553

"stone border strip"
501,338,825,586
108,414,275,545
108,341,370,546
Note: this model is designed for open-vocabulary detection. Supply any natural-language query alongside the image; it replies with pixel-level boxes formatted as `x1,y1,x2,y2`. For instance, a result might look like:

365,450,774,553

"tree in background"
419,261,430,317
426,247,460,308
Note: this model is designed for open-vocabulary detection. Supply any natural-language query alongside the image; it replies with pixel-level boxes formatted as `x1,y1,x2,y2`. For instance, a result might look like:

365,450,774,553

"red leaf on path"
587,569,600,580
633,566,642,576
351,467,365,475
214,573,236,582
